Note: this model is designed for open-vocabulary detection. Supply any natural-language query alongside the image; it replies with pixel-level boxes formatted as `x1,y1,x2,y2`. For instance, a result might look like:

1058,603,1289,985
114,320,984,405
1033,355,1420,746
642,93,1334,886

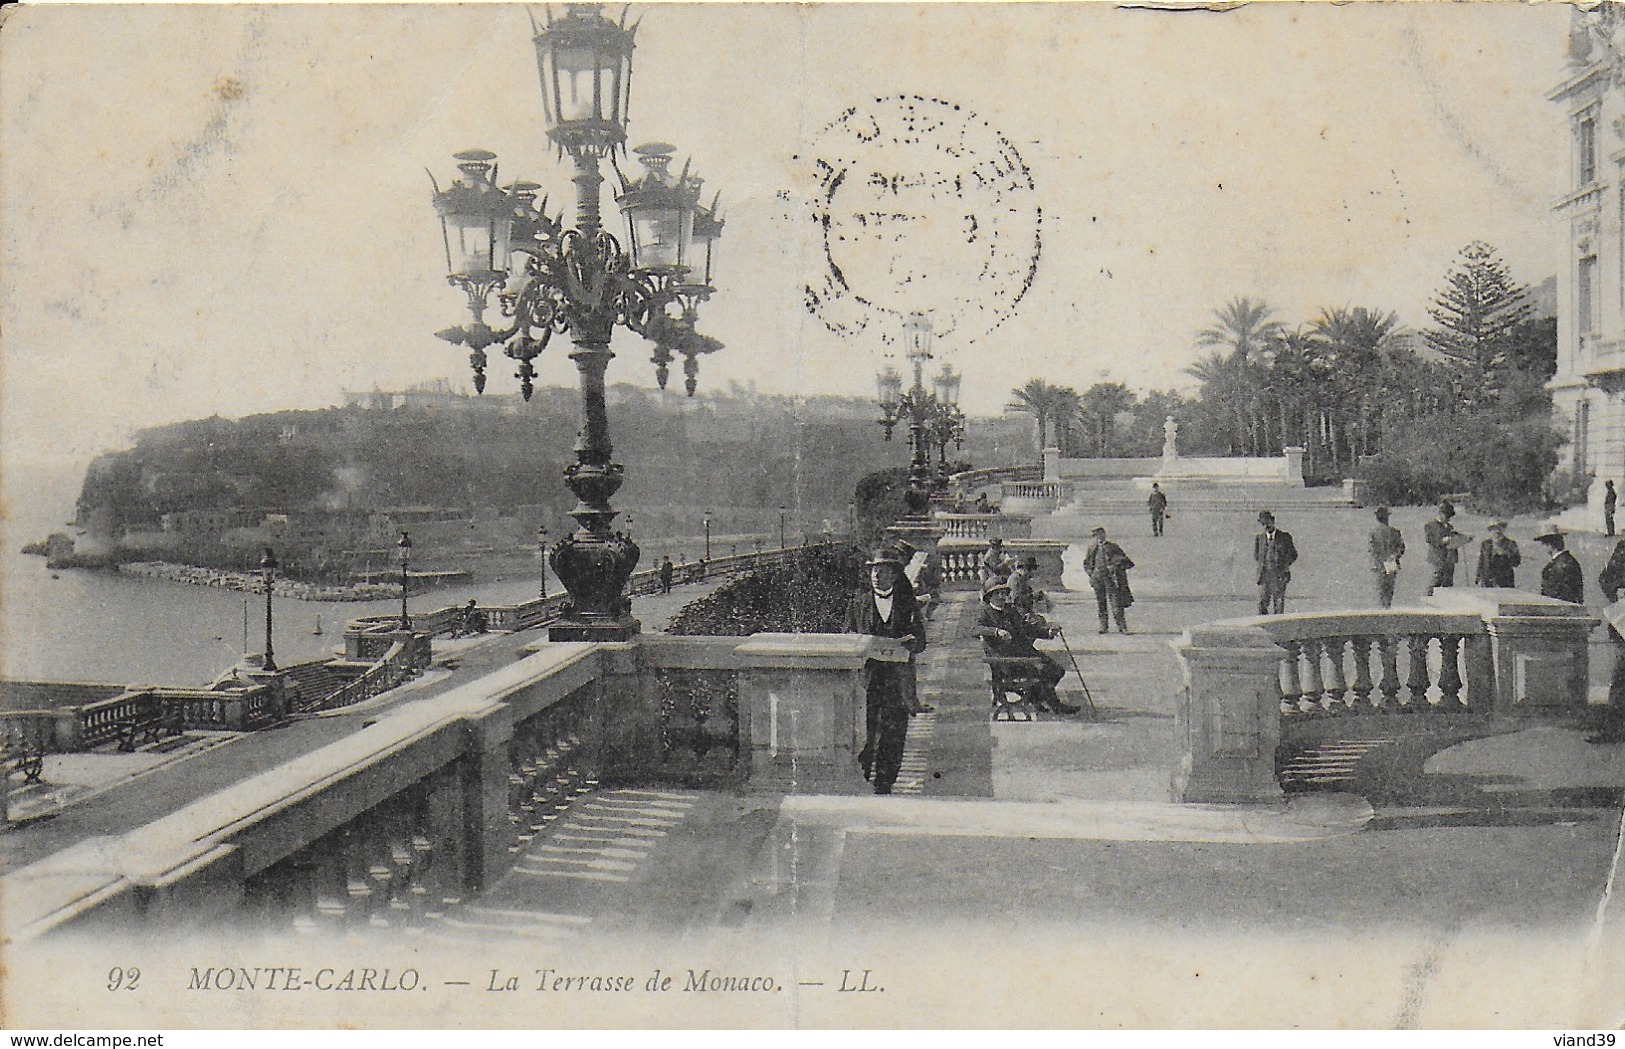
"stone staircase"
1048,477,1358,519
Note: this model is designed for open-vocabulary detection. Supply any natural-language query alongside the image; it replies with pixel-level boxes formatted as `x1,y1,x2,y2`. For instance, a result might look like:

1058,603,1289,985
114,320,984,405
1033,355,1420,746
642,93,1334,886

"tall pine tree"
1424,241,1533,403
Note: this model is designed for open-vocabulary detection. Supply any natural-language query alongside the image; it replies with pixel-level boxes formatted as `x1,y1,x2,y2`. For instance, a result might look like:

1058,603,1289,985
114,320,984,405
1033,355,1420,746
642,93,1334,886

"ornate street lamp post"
537,525,549,600
397,531,412,631
703,509,712,562
429,5,724,642
779,504,787,551
876,312,942,516
259,547,278,672
928,362,966,492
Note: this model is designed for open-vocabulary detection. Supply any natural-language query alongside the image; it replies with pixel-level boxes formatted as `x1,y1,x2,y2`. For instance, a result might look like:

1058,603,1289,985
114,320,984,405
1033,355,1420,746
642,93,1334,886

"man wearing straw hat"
1534,524,1584,605
1473,520,1521,589
844,544,928,794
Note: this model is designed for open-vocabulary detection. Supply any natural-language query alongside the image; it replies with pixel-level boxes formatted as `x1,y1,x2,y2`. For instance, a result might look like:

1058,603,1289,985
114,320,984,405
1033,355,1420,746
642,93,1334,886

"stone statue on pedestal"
1163,416,1180,461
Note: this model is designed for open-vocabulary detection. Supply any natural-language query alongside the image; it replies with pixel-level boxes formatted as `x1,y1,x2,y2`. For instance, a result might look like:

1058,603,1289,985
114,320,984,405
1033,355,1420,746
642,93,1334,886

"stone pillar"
1172,623,1287,805
1042,446,1061,481
1283,446,1306,487
597,640,662,785
1007,539,1070,591
53,706,86,752
733,633,877,793
457,703,516,893
1424,588,1599,715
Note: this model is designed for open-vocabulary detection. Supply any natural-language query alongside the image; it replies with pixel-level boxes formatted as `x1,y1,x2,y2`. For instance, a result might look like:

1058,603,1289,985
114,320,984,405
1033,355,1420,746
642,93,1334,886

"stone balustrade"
933,512,1034,541
1173,590,1599,804
936,537,1070,591
999,480,1074,514
4,629,880,941
949,464,1041,496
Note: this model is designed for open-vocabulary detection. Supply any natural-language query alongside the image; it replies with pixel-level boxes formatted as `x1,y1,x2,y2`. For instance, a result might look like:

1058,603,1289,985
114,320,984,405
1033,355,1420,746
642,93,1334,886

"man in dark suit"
1148,483,1168,537
1594,538,1625,745
1084,525,1135,633
843,545,927,794
1254,510,1297,615
1534,525,1584,605
1473,521,1521,589
972,583,1077,715
1423,500,1468,596
1606,480,1617,538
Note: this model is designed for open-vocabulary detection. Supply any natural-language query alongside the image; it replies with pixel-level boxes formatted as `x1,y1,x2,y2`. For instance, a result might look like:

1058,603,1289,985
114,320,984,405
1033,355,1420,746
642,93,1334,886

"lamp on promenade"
259,547,278,672
928,362,965,491
397,531,412,631
703,509,712,562
876,312,943,516
428,4,725,643
779,504,787,551
537,525,549,600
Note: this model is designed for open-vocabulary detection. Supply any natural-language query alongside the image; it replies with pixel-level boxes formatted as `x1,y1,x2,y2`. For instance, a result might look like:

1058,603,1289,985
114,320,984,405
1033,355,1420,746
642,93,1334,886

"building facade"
1550,6,1625,520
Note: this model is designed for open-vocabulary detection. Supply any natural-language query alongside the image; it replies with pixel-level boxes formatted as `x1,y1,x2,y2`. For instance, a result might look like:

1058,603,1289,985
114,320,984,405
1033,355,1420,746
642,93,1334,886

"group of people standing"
1375,499,1583,605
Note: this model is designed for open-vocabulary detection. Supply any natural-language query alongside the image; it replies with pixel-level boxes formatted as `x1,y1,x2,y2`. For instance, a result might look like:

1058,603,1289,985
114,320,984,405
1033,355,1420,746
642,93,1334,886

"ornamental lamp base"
549,613,643,643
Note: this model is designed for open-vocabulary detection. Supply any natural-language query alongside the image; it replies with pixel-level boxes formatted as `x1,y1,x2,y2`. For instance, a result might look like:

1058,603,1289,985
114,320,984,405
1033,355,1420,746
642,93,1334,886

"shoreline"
115,560,448,603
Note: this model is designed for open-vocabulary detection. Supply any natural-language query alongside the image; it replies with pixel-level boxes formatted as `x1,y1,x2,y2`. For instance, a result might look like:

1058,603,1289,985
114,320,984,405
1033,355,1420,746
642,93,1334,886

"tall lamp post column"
877,312,939,517
397,531,412,631
703,510,712,562
537,525,549,600
429,5,724,643
929,363,965,495
779,504,787,551
259,547,278,672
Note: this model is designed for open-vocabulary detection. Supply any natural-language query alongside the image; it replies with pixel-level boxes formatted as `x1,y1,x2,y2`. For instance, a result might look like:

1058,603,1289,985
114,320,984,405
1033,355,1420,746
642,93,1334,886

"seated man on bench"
972,583,1078,715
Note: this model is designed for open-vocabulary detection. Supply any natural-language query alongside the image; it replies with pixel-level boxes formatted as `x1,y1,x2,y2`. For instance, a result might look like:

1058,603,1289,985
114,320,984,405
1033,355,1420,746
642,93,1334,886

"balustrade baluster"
1321,638,1349,712
1279,640,1303,714
1299,639,1324,713
1349,636,1374,711
1437,635,1464,710
1377,636,1400,708
1405,635,1433,710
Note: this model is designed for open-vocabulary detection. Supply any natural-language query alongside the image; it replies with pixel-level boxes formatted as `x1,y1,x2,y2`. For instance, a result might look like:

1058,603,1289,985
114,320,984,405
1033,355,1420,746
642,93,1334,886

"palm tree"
1311,306,1405,465
1079,382,1137,457
1050,386,1083,455
1196,296,1283,362
1008,379,1068,455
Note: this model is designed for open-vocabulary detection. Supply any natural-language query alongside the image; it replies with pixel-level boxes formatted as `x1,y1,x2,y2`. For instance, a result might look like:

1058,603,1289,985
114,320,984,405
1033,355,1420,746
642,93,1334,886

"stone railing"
1000,480,1072,509
933,512,1034,541
301,638,425,715
343,543,838,654
936,538,1070,591
949,464,1041,496
1172,590,1598,804
4,629,889,941
1269,612,1491,717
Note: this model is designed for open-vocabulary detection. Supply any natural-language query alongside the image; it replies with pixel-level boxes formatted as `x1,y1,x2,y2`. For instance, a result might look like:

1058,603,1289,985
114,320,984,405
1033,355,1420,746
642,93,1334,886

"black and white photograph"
1,0,1622,1031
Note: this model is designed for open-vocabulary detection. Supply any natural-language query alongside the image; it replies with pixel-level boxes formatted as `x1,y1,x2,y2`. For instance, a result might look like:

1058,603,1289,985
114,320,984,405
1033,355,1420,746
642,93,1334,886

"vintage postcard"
2,0,1622,1031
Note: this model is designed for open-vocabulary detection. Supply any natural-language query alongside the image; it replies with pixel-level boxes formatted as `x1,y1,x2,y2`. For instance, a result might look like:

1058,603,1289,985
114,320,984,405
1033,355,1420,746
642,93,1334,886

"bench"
8,743,45,785
115,696,179,753
985,656,1050,722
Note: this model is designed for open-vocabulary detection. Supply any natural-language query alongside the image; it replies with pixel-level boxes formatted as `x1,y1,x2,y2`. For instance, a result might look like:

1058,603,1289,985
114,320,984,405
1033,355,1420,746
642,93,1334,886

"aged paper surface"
2,0,1621,1030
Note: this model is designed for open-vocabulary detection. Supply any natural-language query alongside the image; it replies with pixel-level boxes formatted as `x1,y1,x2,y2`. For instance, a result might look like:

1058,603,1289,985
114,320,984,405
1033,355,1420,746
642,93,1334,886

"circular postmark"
784,94,1041,352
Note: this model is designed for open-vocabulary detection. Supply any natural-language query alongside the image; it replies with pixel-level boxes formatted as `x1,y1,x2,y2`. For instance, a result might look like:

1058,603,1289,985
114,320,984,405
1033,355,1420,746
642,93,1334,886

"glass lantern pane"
451,219,494,276
552,39,620,123
632,208,691,270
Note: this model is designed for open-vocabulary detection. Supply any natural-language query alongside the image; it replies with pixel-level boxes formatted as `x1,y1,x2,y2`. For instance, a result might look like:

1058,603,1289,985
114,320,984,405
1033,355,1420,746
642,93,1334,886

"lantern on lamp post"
428,5,725,643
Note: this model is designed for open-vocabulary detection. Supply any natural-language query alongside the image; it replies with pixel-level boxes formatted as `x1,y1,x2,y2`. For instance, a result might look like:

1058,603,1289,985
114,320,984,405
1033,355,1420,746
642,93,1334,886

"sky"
0,1,1579,496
